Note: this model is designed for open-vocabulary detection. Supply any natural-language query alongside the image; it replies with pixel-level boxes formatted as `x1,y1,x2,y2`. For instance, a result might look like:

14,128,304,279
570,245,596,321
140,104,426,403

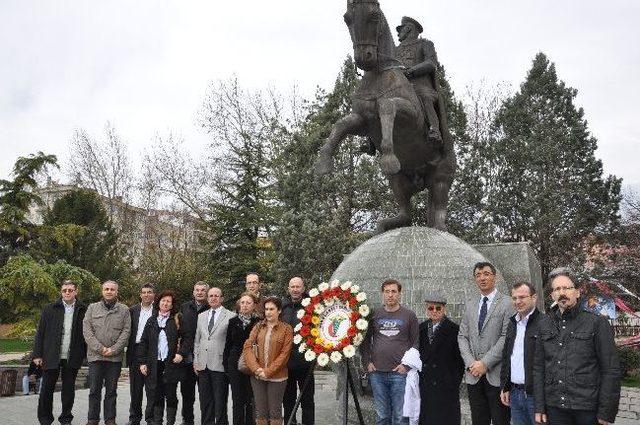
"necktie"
478,296,488,333
208,310,216,332
428,321,435,344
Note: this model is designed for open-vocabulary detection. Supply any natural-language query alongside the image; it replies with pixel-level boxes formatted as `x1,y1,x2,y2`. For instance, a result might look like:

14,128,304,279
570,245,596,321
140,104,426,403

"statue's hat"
396,16,423,34
423,291,447,305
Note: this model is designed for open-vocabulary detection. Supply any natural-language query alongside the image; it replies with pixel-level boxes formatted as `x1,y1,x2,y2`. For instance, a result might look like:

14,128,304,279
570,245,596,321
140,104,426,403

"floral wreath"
293,279,369,367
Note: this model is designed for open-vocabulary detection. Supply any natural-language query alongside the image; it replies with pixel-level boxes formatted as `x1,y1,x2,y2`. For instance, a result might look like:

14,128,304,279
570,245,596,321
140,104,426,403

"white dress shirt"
510,309,534,385
477,288,498,317
135,304,154,343
157,313,170,361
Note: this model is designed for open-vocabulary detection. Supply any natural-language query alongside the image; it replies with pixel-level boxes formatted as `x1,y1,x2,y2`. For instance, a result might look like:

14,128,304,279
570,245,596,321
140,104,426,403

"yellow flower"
310,328,319,337
324,343,334,350
311,316,320,325
315,337,324,345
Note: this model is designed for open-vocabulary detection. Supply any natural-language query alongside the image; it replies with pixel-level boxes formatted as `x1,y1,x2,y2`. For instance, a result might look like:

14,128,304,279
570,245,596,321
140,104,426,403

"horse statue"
314,0,456,233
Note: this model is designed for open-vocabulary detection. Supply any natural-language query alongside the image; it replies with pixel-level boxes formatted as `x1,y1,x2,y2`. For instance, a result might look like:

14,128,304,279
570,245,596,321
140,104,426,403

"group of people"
31,273,312,425
31,262,622,425
360,262,622,425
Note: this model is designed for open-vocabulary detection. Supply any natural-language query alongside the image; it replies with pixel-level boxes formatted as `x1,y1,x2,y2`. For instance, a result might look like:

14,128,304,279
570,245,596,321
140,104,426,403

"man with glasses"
499,282,542,425
417,292,464,425
458,262,513,425
33,280,87,425
533,268,621,425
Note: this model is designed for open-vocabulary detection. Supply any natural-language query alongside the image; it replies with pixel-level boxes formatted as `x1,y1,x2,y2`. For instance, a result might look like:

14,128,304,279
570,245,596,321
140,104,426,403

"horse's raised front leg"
377,97,415,176
314,113,365,176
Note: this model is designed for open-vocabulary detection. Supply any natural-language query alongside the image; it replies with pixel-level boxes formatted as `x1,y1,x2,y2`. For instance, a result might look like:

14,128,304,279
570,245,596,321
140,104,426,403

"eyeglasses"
551,286,575,293
427,305,443,311
61,288,76,293
511,295,532,302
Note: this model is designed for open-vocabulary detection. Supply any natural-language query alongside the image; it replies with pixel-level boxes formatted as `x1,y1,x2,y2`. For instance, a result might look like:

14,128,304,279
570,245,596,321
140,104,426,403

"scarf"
238,313,252,328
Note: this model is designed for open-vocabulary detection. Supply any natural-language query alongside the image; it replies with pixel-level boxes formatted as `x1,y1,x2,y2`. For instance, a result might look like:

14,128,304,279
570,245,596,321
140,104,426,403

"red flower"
313,345,323,354
300,326,310,337
348,326,357,337
350,312,360,322
311,295,321,305
341,337,351,346
306,338,314,346
305,304,314,314
301,314,311,325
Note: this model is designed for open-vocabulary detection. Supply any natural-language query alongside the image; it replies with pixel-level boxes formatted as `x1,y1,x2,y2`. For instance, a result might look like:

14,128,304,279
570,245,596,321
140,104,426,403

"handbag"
238,343,258,375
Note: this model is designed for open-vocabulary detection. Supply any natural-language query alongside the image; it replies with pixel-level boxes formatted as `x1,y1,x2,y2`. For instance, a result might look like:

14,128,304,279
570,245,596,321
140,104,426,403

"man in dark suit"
179,281,209,425
418,292,464,425
126,283,156,425
499,282,541,425
33,279,87,425
458,262,513,425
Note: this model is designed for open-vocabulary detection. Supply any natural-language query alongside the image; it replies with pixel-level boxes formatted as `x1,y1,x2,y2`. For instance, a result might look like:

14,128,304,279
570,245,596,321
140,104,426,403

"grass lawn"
0,338,31,353
622,376,640,388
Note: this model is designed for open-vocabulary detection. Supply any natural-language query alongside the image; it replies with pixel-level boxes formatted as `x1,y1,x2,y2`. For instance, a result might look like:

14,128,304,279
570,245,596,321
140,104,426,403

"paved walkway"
1,372,638,425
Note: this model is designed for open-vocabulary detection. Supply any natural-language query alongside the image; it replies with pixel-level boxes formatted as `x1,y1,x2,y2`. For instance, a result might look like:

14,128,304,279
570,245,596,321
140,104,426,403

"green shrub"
617,345,640,378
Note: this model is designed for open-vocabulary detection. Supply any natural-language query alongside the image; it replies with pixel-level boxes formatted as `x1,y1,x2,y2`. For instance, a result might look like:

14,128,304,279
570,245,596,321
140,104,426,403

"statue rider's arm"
407,40,438,78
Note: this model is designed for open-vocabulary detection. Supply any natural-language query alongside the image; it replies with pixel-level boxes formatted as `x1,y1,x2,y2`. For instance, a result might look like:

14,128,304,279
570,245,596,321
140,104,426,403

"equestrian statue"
314,0,456,233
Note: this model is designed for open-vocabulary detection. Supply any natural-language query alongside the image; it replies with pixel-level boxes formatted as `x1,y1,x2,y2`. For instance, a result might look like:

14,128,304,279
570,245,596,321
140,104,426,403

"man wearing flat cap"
396,16,446,150
417,292,465,424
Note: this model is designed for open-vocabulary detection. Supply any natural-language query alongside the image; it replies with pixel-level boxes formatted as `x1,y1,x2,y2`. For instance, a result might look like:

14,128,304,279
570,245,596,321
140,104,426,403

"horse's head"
344,0,384,71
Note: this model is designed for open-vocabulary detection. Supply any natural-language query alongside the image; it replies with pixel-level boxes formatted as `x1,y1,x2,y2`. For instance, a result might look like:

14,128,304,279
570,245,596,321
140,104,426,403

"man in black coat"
499,282,541,425
126,283,156,425
418,292,464,425
33,280,87,425
534,268,621,425
281,277,315,425
178,281,209,425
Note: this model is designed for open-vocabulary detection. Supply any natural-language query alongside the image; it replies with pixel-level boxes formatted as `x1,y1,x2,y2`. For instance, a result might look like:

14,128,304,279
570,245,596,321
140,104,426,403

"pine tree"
490,53,621,276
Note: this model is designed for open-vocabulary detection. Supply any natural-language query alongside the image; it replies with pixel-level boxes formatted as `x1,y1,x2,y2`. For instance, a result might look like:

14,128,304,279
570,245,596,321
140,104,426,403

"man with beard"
179,281,209,425
533,268,621,425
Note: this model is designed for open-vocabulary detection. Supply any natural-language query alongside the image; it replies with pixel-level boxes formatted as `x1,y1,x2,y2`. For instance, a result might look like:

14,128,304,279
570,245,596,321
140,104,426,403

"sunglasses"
427,305,442,311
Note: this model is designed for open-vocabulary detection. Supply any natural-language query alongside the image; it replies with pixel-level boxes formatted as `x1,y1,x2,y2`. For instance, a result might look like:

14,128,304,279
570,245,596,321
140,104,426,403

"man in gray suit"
458,262,513,425
194,287,235,424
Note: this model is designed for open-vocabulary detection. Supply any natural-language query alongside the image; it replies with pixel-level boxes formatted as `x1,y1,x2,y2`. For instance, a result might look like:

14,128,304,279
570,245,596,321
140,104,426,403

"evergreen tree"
0,152,58,265
490,53,622,276
199,78,281,300
30,189,129,282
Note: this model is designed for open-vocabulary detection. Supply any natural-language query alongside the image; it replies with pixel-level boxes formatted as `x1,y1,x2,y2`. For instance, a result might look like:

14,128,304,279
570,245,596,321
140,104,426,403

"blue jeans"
369,371,409,425
510,387,535,425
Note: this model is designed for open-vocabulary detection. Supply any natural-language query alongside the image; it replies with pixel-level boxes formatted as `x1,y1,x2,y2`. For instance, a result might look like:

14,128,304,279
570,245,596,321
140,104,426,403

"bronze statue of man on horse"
315,0,456,234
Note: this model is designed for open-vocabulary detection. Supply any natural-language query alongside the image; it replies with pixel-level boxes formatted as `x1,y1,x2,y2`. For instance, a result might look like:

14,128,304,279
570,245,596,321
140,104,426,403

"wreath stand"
285,359,365,425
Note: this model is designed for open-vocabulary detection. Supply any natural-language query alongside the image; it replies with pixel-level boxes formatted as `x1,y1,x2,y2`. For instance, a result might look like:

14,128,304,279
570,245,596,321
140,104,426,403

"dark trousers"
283,367,315,425
181,366,198,424
37,360,79,425
228,366,254,425
88,361,122,422
546,406,598,425
145,361,179,421
128,359,145,423
198,369,229,425
467,376,510,425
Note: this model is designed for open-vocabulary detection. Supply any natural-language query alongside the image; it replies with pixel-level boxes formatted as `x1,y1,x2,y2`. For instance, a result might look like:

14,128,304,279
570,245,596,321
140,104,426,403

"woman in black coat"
223,292,261,425
138,289,192,425
418,298,465,425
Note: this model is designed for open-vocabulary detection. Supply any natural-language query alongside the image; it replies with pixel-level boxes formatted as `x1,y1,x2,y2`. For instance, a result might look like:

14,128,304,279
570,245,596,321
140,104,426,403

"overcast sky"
1,0,638,189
